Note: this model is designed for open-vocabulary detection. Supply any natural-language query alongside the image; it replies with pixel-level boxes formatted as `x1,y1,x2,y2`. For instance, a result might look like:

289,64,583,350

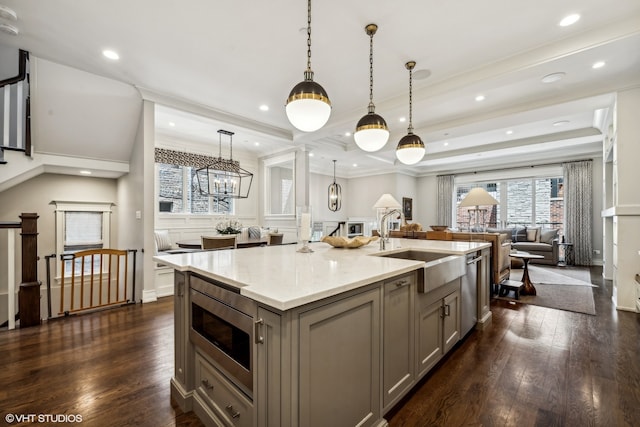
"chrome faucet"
379,208,402,250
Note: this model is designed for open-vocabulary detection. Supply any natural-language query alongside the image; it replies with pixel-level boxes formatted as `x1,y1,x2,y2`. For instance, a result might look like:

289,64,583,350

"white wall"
0,173,118,322
416,175,438,228
0,45,19,79
117,105,145,302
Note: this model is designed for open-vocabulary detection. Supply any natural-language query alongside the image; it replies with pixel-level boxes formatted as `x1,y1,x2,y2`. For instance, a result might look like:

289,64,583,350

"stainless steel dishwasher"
461,252,480,336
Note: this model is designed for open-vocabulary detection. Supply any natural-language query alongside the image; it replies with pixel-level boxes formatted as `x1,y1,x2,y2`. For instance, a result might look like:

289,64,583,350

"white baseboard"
142,289,158,303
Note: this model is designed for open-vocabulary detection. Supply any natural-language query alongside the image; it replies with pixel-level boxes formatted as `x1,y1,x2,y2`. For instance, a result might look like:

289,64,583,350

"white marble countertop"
154,238,490,311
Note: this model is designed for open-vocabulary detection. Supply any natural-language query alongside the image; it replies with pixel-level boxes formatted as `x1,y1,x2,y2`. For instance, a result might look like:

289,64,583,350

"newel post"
19,212,40,327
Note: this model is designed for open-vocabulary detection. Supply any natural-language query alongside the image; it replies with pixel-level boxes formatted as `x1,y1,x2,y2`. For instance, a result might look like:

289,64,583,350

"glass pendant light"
285,0,331,132
328,160,342,211
354,23,389,152
396,61,425,165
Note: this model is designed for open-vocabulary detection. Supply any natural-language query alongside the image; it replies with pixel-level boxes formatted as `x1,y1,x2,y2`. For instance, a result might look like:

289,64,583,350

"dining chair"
267,233,284,245
201,235,237,250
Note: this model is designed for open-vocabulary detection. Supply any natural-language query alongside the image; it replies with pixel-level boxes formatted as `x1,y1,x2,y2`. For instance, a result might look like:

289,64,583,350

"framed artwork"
402,197,413,220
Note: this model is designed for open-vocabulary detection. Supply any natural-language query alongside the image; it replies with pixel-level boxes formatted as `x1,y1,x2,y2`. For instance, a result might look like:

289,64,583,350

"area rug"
497,265,596,315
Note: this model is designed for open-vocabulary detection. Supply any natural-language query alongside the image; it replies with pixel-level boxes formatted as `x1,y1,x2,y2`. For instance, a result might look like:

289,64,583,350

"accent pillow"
513,227,528,242
526,227,541,242
154,230,172,251
540,228,559,244
248,226,261,239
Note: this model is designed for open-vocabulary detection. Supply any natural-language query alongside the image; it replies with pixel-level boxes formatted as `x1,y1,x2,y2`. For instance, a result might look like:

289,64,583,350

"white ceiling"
2,0,640,178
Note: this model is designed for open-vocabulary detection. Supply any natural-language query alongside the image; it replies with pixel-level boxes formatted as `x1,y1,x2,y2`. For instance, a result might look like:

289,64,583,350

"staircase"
0,49,31,166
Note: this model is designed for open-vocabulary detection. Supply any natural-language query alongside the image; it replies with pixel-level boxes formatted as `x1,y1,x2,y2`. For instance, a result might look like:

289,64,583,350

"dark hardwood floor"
1,267,638,426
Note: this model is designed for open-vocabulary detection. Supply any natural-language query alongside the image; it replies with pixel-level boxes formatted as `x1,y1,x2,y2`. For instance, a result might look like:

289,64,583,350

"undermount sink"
377,250,466,293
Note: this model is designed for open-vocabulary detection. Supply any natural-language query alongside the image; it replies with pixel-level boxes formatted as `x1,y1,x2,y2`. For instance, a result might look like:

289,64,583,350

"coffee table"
509,251,544,296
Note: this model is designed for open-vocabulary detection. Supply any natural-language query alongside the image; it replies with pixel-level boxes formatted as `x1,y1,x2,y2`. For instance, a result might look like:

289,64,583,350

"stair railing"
1,49,31,163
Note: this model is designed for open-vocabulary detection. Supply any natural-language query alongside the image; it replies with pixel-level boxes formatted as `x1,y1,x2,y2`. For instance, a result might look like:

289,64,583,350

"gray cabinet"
255,306,284,427
416,280,460,378
298,287,381,427
383,272,415,412
195,351,253,427
171,271,193,411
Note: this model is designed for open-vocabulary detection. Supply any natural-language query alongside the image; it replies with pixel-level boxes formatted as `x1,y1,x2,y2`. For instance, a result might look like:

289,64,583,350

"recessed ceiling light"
344,131,351,137
553,120,570,126
475,95,485,102
308,152,314,157
413,69,432,80
352,163,358,167
80,170,92,175
169,122,175,127
559,14,580,27
541,72,566,83
399,117,406,123
254,142,260,146
592,61,606,69
0,23,18,36
444,142,449,146
259,104,269,111
102,49,120,60
506,130,513,135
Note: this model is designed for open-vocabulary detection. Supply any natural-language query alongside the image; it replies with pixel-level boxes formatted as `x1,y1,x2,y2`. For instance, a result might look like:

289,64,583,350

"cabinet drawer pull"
444,304,451,317
201,378,214,390
395,280,409,288
255,318,264,344
226,404,240,419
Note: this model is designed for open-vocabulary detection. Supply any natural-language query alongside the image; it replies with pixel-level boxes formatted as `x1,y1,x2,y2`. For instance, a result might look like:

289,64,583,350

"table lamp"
459,188,498,231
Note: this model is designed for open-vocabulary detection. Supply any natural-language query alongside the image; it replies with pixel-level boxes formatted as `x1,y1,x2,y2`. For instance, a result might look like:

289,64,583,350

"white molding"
142,289,158,303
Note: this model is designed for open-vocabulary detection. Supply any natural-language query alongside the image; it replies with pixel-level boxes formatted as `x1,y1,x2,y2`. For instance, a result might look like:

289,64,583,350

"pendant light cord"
306,0,312,72
408,64,414,133
333,160,337,183
368,31,374,107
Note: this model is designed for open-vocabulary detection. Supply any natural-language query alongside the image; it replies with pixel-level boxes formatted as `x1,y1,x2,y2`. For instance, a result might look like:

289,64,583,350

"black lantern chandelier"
196,129,253,199
328,160,342,211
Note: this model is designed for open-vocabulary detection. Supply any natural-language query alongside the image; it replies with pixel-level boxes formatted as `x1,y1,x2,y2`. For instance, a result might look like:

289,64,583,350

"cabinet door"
443,290,460,354
255,307,282,427
298,288,381,427
383,274,415,411
416,299,443,378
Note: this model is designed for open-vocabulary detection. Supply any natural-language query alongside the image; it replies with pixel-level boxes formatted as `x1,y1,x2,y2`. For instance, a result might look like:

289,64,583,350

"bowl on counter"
321,235,379,248
429,225,449,231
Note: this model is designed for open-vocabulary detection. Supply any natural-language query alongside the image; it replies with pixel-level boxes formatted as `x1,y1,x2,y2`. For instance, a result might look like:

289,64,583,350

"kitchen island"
155,238,491,427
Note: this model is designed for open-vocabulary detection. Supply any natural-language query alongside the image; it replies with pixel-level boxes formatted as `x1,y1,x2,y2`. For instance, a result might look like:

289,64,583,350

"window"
53,201,113,278
157,163,233,214
456,183,501,229
454,176,564,236
264,153,295,216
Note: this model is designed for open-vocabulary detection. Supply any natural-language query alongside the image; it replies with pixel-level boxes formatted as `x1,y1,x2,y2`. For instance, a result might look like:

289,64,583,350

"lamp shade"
373,193,401,209
459,187,499,207
286,77,331,132
395,132,425,165
354,112,389,152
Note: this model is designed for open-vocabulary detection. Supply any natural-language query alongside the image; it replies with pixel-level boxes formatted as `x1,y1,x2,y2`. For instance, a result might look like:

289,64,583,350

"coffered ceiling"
2,0,639,178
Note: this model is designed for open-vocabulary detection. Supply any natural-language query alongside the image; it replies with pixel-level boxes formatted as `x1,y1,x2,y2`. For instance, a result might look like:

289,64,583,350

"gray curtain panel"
563,160,592,266
437,175,454,227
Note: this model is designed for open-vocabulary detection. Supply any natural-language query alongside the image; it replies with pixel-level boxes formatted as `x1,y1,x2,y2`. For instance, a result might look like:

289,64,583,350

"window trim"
52,201,114,280
263,152,296,219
